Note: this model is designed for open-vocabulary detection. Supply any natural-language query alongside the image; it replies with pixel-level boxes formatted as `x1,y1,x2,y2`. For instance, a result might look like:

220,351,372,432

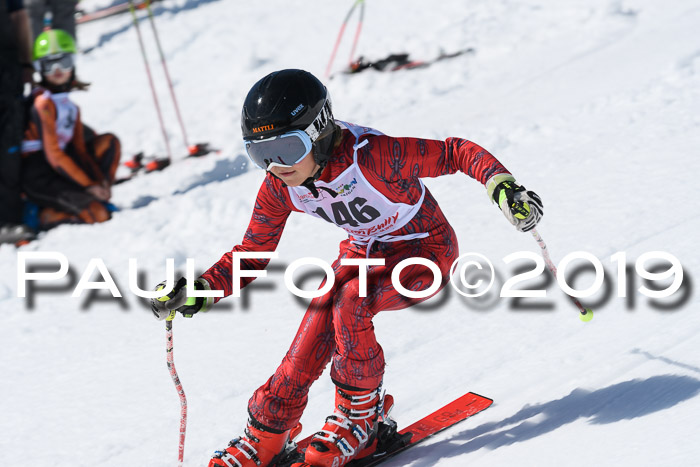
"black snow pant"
22,135,119,226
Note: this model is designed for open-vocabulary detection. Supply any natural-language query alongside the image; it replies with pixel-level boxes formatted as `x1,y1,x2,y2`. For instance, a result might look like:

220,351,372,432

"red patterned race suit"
200,121,510,432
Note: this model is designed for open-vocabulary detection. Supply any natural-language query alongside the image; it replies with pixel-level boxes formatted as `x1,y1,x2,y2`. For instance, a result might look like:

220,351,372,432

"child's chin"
47,75,70,84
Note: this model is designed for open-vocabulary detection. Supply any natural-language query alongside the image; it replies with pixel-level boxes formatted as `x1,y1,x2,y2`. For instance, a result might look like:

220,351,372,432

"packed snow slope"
2,0,699,466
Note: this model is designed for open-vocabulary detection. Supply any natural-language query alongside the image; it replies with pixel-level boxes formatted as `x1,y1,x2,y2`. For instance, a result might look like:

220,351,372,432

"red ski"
280,392,493,466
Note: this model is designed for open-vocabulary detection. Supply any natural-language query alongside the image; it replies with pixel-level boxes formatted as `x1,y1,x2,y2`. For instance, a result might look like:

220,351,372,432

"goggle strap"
303,98,332,142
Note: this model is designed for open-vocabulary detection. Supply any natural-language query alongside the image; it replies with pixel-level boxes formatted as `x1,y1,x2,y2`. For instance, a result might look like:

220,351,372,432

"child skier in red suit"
152,69,543,467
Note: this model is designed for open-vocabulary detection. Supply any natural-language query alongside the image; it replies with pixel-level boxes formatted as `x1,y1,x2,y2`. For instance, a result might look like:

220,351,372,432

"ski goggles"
244,98,332,170
245,130,314,170
38,54,74,75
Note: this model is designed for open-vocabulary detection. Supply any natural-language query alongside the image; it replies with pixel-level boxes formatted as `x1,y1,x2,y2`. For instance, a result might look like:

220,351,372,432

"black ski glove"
487,175,543,232
151,276,213,320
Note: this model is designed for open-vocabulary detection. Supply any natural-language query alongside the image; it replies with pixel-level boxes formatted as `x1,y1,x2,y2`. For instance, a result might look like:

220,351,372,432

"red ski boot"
302,385,393,467
209,420,301,467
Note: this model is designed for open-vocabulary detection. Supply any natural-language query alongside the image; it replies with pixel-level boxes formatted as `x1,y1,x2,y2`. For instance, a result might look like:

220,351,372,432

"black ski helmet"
241,69,339,168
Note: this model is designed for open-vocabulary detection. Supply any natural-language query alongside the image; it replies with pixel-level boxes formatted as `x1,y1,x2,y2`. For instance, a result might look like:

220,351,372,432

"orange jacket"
23,89,103,187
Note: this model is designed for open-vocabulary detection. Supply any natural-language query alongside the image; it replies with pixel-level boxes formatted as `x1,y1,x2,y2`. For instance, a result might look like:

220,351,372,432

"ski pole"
531,228,594,322
347,0,365,69
128,0,173,160
143,0,193,154
165,312,187,467
325,0,365,78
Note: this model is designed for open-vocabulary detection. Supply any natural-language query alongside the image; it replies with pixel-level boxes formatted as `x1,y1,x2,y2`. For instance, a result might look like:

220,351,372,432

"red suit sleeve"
363,134,511,185
200,175,293,301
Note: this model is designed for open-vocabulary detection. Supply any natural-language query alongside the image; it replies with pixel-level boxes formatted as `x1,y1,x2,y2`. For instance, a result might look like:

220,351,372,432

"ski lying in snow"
114,143,219,184
336,47,476,77
278,391,492,467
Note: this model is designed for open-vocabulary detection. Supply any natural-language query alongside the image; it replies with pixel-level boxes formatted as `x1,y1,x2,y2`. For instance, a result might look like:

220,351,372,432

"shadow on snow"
630,348,700,375
395,374,700,466
174,154,248,195
130,155,248,209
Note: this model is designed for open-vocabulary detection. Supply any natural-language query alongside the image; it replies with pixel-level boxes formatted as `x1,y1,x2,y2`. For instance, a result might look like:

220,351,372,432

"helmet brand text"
252,124,274,133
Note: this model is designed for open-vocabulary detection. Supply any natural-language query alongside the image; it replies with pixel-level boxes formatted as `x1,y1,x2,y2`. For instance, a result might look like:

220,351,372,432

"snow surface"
2,0,700,466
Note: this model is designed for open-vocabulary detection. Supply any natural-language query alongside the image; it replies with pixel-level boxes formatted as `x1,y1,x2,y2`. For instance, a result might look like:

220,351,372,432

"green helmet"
33,29,77,60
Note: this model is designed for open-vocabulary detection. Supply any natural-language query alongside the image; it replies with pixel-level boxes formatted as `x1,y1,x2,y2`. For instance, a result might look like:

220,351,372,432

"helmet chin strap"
300,161,338,199
268,161,337,198
299,126,343,198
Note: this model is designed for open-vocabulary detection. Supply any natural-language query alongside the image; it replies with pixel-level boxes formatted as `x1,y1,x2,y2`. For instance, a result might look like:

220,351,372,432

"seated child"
22,29,120,228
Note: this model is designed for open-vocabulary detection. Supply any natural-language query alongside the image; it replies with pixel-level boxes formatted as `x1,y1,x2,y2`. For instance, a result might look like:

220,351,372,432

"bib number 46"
313,197,380,227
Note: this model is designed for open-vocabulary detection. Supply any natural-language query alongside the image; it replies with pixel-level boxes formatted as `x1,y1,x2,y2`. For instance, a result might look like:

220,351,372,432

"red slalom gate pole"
347,0,365,68
531,228,594,322
166,315,187,467
325,0,365,78
144,0,191,153
128,0,173,160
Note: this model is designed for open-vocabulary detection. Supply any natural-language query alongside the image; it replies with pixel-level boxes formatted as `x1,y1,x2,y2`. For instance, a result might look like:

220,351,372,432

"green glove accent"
178,278,214,318
489,179,544,232
485,174,516,203
151,277,214,320
498,186,531,219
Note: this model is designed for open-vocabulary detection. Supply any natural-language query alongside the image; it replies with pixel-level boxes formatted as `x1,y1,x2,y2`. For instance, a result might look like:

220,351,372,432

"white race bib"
288,122,426,245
